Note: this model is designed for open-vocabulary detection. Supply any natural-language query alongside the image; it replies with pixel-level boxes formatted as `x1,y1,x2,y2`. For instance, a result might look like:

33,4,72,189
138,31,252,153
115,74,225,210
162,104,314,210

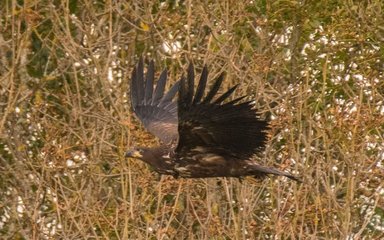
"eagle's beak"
125,149,143,158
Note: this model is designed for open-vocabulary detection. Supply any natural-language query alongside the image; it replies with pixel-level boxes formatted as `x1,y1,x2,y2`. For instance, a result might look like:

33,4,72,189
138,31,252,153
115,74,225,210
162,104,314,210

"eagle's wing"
130,58,180,143
176,64,269,160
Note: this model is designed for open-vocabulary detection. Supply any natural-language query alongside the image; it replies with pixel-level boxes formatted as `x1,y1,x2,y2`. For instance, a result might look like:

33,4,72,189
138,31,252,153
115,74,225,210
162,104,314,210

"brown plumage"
126,58,301,182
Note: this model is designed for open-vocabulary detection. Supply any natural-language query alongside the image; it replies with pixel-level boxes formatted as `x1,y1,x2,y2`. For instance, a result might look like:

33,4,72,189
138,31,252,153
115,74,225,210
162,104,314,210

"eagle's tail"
248,163,302,182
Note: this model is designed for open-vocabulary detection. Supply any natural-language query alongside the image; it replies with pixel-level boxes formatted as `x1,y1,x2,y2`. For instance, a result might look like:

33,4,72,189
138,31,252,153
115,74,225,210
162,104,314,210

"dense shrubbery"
1,1,383,239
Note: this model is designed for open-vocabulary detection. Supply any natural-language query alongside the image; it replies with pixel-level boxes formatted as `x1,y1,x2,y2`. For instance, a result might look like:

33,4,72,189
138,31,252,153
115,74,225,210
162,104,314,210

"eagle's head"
125,145,176,176
125,147,144,159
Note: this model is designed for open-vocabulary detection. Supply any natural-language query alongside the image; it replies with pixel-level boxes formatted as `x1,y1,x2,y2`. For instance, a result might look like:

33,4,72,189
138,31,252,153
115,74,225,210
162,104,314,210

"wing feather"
159,81,180,106
176,66,269,160
152,69,167,104
213,84,239,104
144,60,154,104
192,66,208,104
130,59,179,143
186,64,195,105
136,58,144,105
202,73,224,103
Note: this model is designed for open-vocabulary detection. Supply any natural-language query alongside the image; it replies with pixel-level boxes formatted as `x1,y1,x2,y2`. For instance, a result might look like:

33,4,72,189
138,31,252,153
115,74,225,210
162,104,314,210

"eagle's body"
126,59,300,182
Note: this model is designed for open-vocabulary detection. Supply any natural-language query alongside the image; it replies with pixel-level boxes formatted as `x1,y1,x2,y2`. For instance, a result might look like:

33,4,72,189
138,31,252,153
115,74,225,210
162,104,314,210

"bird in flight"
126,58,300,182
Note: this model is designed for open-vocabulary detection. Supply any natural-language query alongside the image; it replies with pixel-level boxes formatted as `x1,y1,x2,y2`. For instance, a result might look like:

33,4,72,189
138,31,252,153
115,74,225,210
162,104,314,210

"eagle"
126,58,300,182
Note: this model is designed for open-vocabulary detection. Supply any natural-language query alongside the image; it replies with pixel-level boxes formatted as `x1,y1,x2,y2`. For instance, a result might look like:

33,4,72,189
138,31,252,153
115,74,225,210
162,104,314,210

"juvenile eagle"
126,58,300,181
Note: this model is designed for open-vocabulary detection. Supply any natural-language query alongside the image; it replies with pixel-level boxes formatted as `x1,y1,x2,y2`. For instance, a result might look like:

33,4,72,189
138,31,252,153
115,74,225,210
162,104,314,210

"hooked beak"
125,149,143,158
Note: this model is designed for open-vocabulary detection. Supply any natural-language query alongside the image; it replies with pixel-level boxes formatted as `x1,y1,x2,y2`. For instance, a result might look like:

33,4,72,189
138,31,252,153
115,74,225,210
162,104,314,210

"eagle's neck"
139,145,177,176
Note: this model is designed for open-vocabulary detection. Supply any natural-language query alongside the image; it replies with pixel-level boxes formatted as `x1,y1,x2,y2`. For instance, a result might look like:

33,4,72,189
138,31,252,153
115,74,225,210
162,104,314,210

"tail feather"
249,164,302,182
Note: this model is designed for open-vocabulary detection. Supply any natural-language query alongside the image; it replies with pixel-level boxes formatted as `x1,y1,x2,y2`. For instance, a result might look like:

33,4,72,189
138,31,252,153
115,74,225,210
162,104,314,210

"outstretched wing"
176,64,269,160
130,58,180,143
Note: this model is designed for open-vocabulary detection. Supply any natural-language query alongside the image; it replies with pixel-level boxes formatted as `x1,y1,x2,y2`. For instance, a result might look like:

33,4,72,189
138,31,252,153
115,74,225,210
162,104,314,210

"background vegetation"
1,0,383,239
